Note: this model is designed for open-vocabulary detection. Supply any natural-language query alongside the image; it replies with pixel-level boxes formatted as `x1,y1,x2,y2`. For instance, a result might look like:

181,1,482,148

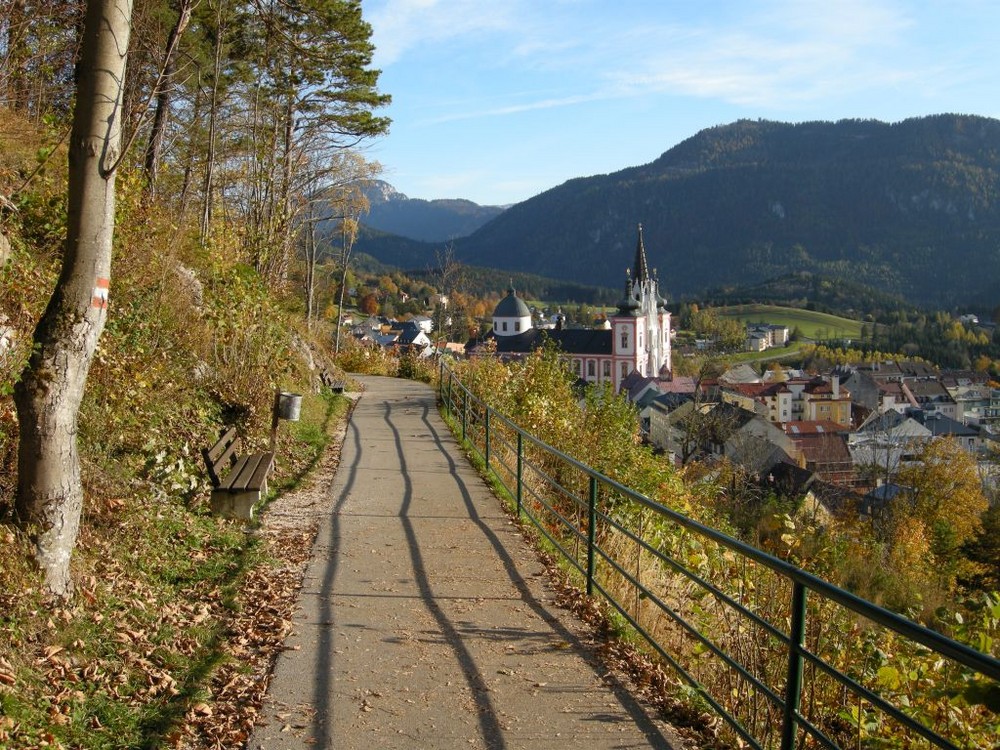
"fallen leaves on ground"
173,422,346,749
0,414,346,750
537,542,725,749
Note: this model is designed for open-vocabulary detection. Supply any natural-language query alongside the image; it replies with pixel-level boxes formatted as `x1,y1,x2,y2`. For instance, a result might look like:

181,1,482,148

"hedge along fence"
439,361,1000,750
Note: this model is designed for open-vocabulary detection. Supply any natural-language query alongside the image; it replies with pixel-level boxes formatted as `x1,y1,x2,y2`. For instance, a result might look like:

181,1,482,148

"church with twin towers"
467,225,672,390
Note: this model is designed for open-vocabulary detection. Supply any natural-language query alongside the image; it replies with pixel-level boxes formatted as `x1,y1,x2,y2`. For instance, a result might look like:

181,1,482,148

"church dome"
616,276,641,316
494,287,530,318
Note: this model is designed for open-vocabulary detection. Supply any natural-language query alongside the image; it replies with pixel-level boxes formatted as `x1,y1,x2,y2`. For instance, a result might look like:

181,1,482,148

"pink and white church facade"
468,225,671,391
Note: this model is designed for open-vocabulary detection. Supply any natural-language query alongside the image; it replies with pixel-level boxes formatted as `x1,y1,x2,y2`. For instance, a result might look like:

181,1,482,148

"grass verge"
0,388,351,749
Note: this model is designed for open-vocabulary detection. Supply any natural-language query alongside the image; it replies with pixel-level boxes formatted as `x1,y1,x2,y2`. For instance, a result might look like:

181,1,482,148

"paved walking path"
248,376,683,750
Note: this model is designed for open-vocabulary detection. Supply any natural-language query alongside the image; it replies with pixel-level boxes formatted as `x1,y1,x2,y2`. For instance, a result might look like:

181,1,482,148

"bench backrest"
203,427,241,487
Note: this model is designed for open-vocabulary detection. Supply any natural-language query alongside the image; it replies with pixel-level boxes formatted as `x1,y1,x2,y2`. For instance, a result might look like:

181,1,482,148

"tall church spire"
609,224,671,385
633,223,649,284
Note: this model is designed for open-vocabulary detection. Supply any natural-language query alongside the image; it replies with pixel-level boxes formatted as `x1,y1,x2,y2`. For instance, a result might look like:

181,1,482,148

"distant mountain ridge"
354,115,1000,309
360,180,505,242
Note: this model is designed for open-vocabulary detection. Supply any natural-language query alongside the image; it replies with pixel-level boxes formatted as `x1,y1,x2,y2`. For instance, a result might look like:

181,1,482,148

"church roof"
548,329,613,355
615,270,641,316
494,287,531,318
468,328,612,356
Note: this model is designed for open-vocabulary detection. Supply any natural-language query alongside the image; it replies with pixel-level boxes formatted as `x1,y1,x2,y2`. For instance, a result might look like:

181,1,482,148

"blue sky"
362,0,1000,206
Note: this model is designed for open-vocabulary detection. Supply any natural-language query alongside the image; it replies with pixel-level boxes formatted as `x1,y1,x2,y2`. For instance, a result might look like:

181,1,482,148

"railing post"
461,390,468,443
447,372,453,417
516,432,523,516
587,476,597,597
484,408,491,472
781,581,807,750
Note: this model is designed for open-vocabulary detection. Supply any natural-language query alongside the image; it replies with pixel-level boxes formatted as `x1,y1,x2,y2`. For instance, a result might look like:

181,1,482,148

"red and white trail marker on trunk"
92,277,109,309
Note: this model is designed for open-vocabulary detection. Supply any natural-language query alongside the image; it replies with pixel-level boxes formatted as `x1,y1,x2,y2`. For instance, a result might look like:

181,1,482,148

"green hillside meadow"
719,304,863,342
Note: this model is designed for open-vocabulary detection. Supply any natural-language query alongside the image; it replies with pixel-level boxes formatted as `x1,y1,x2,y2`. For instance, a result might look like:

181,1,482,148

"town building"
746,323,790,352
719,375,852,428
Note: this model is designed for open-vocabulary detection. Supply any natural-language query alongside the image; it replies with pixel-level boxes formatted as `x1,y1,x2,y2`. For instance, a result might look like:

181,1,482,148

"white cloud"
367,0,523,67
588,1,920,108
370,0,931,117
424,91,609,124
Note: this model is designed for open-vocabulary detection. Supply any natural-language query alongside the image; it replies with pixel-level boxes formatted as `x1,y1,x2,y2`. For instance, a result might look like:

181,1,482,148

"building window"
587,360,596,377
620,329,628,349
603,360,611,378
514,321,521,332
620,362,630,380
493,321,497,332
574,359,582,375
502,321,508,331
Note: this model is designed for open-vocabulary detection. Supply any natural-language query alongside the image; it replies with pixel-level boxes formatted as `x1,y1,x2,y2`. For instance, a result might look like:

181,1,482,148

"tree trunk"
177,78,202,219
200,0,225,243
13,0,133,598
334,218,358,356
275,95,295,285
304,216,317,331
143,0,192,200
0,0,28,110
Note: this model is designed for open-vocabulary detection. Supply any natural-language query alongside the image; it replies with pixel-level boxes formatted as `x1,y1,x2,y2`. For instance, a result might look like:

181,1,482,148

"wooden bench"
320,370,345,393
202,427,274,519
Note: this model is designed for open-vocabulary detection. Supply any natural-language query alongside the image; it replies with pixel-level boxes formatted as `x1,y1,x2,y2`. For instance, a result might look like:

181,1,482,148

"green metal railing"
439,362,1000,750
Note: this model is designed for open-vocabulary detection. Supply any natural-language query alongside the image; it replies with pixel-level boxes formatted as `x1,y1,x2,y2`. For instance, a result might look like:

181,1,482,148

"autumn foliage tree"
690,307,745,351
359,292,379,315
895,438,989,589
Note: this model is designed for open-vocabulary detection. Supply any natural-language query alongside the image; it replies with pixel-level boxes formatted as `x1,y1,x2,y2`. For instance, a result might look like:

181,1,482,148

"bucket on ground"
276,391,302,421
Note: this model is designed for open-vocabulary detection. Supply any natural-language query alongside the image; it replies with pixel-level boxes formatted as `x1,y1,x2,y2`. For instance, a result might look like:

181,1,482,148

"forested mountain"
701,271,919,320
355,116,1000,309
361,181,505,241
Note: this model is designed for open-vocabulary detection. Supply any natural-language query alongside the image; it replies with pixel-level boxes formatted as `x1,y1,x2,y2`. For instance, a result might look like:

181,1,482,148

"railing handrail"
439,360,1000,748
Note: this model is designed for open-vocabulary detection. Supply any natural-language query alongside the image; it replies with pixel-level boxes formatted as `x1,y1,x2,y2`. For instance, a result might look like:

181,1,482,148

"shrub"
333,334,398,376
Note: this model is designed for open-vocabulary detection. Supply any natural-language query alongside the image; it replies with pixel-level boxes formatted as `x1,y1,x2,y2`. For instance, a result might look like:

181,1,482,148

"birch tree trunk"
334,218,359,356
13,0,134,598
304,214,317,331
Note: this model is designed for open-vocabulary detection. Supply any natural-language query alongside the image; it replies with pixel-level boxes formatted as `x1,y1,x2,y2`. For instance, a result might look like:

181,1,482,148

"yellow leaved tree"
896,438,989,589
